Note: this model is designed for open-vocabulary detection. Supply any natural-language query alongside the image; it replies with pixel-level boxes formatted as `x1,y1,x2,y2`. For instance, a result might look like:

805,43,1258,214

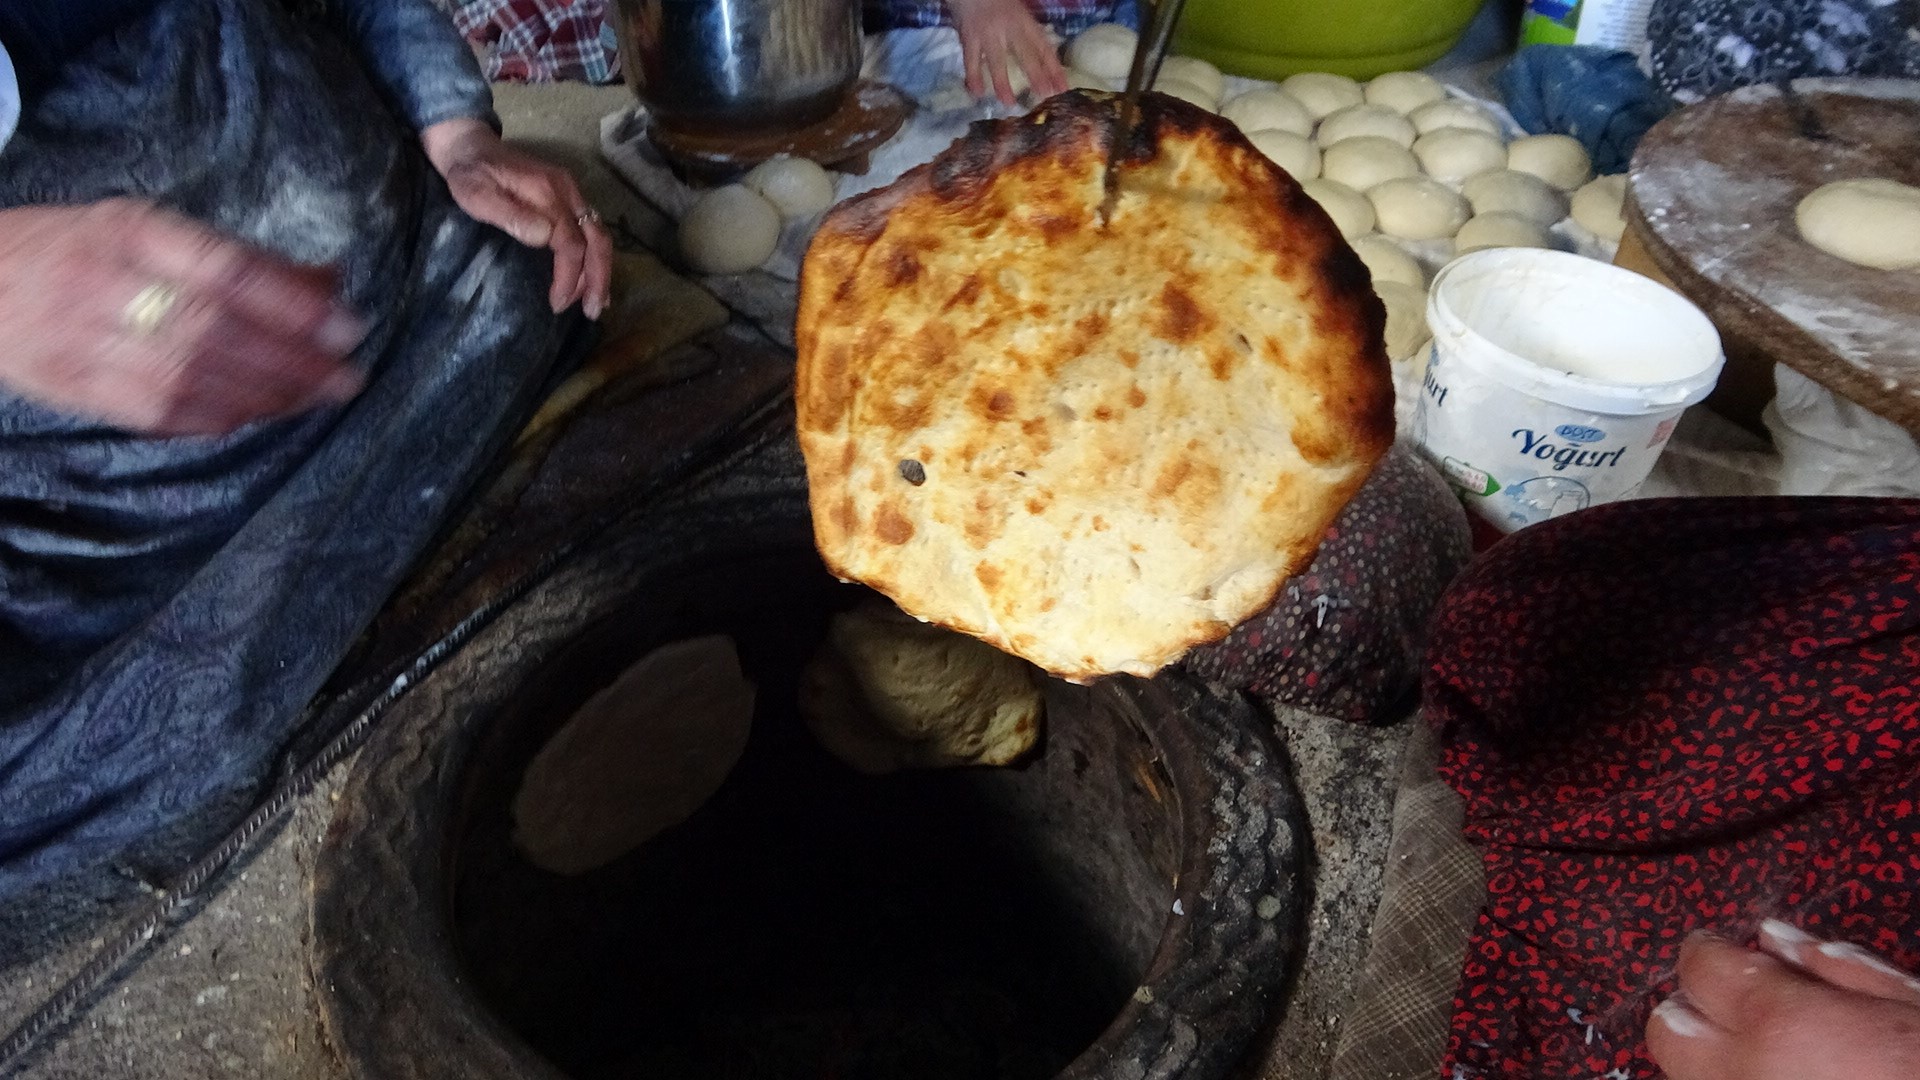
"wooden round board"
649,81,914,185
1626,78,1920,435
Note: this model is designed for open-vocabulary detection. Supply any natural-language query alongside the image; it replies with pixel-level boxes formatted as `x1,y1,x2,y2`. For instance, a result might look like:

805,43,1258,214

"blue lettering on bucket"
1512,429,1627,472
1554,424,1606,444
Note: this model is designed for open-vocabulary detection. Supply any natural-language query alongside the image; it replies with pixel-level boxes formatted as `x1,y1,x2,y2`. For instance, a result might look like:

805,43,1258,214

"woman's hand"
421,117,612,320
1647,921,1920,1080
0,199,367,436
947,0,1069,106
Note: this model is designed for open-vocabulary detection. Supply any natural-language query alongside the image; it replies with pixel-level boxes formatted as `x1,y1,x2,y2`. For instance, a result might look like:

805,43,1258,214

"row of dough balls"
1355,174,1631,366
1063,26,1628,251
1306,167,1627,249
678,156,840,275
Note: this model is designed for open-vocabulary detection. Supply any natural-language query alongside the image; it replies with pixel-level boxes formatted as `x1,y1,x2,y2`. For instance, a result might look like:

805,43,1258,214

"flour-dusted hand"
1646,925,1920,1080
0,198,368,436
421,117,612,319
947,0,1068,106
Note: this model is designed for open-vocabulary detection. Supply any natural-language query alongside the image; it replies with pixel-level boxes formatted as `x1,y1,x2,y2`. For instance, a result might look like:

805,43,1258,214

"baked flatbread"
796,90,1393,680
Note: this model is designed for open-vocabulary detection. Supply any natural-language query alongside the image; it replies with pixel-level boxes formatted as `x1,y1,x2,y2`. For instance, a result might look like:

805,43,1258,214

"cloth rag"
1495,44,1668,175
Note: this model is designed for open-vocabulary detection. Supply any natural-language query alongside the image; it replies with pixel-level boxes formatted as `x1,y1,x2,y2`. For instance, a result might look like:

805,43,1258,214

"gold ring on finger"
122,282,183,337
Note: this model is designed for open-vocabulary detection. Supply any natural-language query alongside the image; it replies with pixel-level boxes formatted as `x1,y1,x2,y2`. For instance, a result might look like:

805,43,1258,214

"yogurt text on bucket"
1512,427,1628,471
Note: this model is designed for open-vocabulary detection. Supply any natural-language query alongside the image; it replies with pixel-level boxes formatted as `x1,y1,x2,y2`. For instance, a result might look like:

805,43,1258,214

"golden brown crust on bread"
796,90,1394,680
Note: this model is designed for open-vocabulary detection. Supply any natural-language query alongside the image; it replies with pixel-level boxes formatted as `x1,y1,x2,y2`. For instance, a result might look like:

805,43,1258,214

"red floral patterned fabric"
1427,497,1920,1079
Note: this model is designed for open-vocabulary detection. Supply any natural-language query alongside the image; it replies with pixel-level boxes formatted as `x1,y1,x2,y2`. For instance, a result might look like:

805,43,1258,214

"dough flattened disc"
512,634,755,875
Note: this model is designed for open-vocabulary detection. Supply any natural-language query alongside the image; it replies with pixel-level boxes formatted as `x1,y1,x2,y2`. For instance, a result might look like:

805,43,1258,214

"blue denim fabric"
1496,44,1668,175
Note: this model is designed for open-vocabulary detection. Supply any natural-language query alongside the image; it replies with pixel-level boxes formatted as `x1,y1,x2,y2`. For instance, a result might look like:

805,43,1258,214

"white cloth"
1624,364,1920,502
1765,364,1920,497
0,41,19,153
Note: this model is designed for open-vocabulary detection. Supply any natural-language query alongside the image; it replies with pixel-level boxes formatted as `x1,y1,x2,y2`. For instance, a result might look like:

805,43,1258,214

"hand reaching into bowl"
1646,921,1920,1080
948,0,1069,106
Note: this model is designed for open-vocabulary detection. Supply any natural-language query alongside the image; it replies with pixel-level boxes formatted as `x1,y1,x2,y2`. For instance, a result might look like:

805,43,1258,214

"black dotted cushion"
1647,0,1920,102
1182,443,1473,724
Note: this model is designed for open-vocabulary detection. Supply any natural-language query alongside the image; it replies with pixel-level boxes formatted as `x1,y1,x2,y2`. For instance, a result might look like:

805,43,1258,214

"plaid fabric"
1328,722,1484,1080
441,0,1127,85
864,0,1119,35
440,0,620,84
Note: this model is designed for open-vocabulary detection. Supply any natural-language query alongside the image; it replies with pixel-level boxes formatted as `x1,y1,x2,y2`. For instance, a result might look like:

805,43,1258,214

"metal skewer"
1099,0,1189,223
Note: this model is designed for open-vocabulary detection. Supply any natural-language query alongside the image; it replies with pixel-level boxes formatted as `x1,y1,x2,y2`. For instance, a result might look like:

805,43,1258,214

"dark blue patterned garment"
0,0,568,898
1647,0,1920,102
0,2,157,88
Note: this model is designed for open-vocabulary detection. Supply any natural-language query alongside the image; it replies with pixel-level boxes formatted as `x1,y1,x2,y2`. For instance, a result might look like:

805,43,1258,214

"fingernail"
1760,919,1817,964
1651,996,1712,1038
315,366,366,403
316,308,368,354
1690,928,1733,943
1816,941,1920,989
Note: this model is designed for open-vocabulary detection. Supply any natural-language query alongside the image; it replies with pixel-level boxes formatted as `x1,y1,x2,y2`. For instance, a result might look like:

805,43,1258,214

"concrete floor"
0,80,1418,1080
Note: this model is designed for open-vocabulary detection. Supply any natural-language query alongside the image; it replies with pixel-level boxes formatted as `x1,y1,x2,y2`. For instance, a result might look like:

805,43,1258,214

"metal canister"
612,0,863,135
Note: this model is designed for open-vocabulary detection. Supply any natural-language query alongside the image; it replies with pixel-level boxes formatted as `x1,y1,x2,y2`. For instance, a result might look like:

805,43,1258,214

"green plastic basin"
1172,0,1488,80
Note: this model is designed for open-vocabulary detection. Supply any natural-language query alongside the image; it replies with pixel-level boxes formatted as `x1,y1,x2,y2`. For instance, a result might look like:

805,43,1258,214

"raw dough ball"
1321,136,1420,192
1281,71,1364,120
1220,89,1314,136
1570,173,1629,242
1300,178,1376,239
1454,211,1552,253
512,635,754,875
742,156,836,219
1153,78,1217,111
800,603,1044,774
1158,56,1225,102
1461,169,1569,227
680,184,782,274
1003,62,1033,100
1412,128,1506,184
1350,234,1426,289
1246,129,1320,180
1364,71,1446,114
1368,176,1471,240
1409,98,1500,137
1507,133,1592,191
1066,23,1137,81
1375,280,1431,362
923,83,977,112
1796,178,1920,270
1066,67,1112,91
1316,103,1417,148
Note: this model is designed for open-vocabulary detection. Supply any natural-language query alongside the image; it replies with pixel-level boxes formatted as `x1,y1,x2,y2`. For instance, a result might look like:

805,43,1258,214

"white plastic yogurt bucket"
1410,248,1724,534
